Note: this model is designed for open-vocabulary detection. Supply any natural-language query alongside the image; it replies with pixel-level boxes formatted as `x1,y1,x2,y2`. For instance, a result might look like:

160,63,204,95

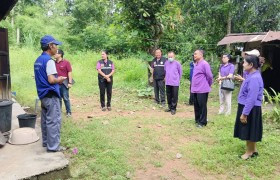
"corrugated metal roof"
262,31,280,42
217,32,266,45
0,0,18,21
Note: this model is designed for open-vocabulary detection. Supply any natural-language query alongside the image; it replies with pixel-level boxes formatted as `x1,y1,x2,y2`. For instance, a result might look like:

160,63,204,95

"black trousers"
193,93,208,126
98,79,113,108
189,83,194,105
153,79,165,104
166,85,179,111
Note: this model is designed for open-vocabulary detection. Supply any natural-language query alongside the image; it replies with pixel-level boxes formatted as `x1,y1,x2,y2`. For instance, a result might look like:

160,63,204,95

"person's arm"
178,62,183,79
227,64,235,79
234,74,245,82
106,63,115,78
67,72,73,88
67,61,73,88
240,78,260,123
205,63,213,86
48,75,66,84
96,61,107,78
97,69,107,78
46,60,66,84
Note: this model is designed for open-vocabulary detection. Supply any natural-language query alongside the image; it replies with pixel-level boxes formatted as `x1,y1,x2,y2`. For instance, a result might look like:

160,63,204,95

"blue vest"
34,52,60,99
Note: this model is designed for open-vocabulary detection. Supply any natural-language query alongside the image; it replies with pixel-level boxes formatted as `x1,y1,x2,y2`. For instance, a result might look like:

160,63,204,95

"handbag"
221,79,234,91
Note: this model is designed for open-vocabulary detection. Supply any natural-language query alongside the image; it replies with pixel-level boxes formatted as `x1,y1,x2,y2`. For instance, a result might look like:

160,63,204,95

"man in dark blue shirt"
34,35,66,152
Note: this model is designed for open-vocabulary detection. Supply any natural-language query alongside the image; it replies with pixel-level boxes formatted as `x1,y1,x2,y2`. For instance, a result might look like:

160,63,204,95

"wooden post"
16,27,20,44
226,0,232,51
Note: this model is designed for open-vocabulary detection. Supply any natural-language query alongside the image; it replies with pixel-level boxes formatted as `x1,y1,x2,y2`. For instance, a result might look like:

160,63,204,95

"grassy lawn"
10,47,280,180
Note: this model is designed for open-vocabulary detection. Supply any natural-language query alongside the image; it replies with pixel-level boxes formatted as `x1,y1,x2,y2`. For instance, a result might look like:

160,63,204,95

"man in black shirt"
151,49,166,106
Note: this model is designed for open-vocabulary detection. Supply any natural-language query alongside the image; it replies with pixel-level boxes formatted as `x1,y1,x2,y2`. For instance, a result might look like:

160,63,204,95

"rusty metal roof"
0,0,18,21
262,31,280,42
217,32,266,45
217,31,280,46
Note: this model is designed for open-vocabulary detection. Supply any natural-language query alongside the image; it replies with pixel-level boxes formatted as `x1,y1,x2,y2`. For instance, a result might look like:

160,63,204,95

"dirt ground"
67,91,228,180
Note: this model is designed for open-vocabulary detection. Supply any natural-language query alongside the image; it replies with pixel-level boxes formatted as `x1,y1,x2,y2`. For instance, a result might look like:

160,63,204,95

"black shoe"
165,109,171,112
171,110,176,115
251,152,259,157
107,107,112,111
47,146,66,153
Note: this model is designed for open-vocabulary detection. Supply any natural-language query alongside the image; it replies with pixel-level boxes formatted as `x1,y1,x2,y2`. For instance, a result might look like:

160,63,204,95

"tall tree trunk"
226,0,232,51
16,28,20,44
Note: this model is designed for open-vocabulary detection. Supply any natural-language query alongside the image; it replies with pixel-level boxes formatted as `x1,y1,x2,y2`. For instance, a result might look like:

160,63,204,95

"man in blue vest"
34,35,66,152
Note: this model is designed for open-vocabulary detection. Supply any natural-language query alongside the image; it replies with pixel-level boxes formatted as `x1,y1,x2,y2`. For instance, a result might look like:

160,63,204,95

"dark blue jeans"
59,84,71,114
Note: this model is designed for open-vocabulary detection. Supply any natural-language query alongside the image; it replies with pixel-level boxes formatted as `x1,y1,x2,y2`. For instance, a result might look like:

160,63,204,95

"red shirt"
55,59,72,78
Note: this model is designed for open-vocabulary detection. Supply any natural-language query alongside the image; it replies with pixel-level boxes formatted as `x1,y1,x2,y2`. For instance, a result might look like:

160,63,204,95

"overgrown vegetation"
1,0,279,57
263,88,280,124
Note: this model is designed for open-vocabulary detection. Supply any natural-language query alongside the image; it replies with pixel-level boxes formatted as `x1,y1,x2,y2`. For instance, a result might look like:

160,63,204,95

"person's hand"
240,114,247,124
58,76,67,83
226,75,232,79
106,77,111,82
234,74,243,82
216,77,222,82
68,83,72,88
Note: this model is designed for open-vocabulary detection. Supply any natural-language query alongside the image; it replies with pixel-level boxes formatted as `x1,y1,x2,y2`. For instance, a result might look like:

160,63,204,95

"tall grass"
9,47,148,106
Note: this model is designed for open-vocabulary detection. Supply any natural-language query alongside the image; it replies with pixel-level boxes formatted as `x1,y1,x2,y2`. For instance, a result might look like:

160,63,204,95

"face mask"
168,58,174,62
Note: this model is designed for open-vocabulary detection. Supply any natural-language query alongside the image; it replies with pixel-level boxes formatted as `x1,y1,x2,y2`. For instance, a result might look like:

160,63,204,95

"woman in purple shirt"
234,55,263,160
217,54,235,115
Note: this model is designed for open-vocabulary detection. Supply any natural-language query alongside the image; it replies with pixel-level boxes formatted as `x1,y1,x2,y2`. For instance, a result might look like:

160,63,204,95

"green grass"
9,47,280,179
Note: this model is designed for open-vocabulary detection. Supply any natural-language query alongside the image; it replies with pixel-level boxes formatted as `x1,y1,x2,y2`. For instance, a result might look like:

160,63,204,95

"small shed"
218,31,280,93
0,0,18,99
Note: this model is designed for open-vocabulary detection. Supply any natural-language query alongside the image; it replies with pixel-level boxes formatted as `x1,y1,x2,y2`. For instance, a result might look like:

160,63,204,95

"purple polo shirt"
96,60,115,70
219,63,234,77
191,59,213,93
243,71,249,79
238,70,263,115
164,60,182,86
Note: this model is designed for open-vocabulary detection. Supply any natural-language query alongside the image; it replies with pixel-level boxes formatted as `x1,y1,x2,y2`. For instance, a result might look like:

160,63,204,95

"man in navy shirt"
34,35,66,152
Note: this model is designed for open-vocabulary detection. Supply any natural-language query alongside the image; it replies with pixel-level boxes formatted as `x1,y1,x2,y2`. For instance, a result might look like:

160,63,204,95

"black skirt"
234,104,263,142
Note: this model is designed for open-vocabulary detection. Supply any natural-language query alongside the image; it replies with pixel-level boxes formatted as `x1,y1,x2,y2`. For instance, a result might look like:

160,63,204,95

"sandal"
251,152,259,157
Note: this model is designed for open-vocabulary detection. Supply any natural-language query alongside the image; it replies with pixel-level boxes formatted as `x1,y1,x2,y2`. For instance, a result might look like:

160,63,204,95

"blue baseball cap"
40,35,62,46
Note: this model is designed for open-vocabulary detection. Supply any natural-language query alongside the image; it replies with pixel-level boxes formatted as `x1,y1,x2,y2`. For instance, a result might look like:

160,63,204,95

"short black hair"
154,48,162,54
57,49,64,58
41,45,49,51
102,50,109,55
245,55,260,69
223,54,231,60
196,49,205,56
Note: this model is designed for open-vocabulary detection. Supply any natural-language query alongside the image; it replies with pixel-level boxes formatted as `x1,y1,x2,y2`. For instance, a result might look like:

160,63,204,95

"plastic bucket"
17,114,37,128
0,99,13,132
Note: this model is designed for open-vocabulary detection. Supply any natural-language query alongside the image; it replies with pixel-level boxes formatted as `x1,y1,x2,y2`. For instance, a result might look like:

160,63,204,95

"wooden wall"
0,28,11,99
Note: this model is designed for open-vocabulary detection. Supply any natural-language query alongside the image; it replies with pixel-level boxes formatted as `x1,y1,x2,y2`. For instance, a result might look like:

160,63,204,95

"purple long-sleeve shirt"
219,63,234,77
164,60,182,86
238,70,263,115
191,59,213,93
